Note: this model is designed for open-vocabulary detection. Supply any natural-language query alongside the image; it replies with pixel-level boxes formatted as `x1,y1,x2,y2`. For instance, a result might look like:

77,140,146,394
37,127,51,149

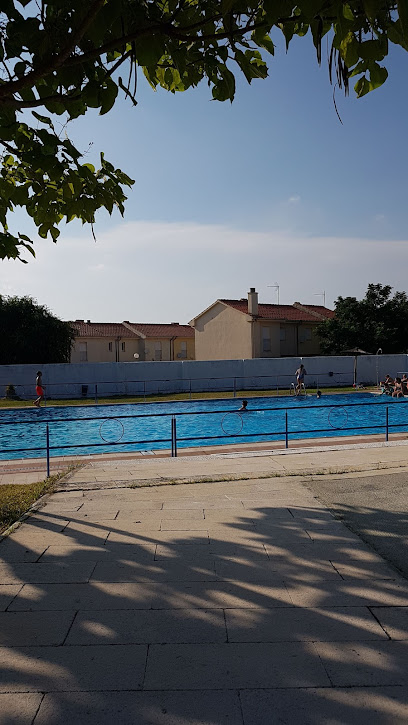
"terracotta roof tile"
70,321,194,338
126,323,194,338
219,300,334,321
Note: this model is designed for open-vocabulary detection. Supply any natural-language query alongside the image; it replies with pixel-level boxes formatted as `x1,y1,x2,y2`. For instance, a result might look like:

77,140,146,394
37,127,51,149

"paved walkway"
1,444,408,722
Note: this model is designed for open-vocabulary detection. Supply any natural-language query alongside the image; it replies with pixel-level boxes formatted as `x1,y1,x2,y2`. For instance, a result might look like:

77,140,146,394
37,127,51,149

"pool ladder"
290,382,306,397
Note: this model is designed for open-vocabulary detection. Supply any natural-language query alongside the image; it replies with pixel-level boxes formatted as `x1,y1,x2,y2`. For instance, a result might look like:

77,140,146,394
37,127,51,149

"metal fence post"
189,378,192,400
171,416,174,457
386,406,389,442
174,416,178,457
143,381,146,403
233,378,236,398
95,384,98,404
46,424,50,478
285,410,289,449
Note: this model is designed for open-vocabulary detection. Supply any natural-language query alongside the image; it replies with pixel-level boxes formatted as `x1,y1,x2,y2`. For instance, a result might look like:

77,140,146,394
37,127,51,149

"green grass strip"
0,470,72,534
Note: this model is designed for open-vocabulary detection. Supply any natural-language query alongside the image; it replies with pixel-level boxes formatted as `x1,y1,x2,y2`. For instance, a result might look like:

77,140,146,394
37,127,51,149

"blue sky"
1,32,408,323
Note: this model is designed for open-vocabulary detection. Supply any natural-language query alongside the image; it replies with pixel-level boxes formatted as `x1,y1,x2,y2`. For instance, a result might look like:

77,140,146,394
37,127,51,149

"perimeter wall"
1,355,407,400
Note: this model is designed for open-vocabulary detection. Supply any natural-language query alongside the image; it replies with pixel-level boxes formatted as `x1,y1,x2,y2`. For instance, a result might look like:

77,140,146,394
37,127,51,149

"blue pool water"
1,393,407,460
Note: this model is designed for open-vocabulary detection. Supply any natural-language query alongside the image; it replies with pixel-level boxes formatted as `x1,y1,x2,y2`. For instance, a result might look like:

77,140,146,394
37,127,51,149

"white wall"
1,355,406,400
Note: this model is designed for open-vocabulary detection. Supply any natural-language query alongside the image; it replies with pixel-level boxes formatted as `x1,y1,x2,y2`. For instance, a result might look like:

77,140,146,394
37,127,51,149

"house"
189,288,334,360
70,321,195,363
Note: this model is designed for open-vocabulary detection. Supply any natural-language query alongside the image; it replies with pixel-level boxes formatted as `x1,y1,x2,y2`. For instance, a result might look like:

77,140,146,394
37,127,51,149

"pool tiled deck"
1,442,408,722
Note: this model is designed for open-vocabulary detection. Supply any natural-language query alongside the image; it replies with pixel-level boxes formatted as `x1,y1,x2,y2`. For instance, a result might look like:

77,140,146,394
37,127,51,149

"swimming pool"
1,393,408,460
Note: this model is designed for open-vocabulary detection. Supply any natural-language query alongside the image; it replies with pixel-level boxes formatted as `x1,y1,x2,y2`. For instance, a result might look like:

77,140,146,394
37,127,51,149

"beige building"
189,288,334,360
70,321,195,363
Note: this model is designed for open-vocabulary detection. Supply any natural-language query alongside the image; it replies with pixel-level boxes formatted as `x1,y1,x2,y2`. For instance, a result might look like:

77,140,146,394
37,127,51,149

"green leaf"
32,112,53,126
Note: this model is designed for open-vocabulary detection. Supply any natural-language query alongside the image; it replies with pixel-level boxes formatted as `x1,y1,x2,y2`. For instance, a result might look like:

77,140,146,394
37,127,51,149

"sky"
1,30,408,324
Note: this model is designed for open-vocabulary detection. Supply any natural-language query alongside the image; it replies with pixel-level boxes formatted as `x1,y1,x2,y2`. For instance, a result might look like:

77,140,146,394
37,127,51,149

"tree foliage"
0,295,75,363
317,284,408,354
0,1,406,261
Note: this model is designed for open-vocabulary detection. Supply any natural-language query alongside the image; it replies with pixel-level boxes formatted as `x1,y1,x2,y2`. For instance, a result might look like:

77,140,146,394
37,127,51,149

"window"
154,341,162,361
280,326,286,341
108,342,112,351
262,327,271,352
179,341,187,359
121,342,126,352
79,342,88,362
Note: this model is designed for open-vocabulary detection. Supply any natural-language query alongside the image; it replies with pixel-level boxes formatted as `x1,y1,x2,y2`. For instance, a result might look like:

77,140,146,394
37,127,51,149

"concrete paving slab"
37,545,113,562
239,686,408,725
0,585,22,611
20,515,70,532
0,561,96,584
0,643,147,692
90,560,217,583
313,640,408,686
5,528,110,546
154,543,267,561
0,693,43,725
160,520,210,531
65,608,227,645
9,582,154,611
106,529,210,545
0,611,75,646
57,522,112,540
215,558,341,582
60,510,119,521
371,606,408,640
286,579,408,608
0,541,47,563
34,690,243,725
143,641,331,690
148,581,294,609
225,606,387,642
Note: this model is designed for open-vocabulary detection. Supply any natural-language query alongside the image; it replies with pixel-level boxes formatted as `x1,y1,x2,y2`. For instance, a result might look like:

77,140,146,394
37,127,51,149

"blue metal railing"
1,400,408,477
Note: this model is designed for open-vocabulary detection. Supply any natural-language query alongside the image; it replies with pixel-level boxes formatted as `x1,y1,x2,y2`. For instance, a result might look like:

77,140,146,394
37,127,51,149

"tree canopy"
0,1,407,261
0,295,74,363
317,284,408,354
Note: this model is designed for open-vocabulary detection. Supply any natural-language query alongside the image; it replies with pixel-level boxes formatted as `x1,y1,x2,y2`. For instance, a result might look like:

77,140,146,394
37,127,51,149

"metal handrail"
1,399,407,474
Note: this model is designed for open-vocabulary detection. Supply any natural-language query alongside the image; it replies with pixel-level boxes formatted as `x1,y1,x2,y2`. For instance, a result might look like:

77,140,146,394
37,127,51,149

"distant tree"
0,1,407,261
317,284,408,354
0,295,74,364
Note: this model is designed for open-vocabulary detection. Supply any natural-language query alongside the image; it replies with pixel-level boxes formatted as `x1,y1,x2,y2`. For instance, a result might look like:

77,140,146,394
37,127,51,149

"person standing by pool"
34,371,45,407
295,364,307,394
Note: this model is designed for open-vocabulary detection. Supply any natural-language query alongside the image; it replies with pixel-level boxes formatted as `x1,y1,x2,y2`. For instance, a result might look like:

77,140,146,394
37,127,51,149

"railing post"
386,406,389,442
143,381,146,403
171,416,174,457
46,424,50,478
285,410,289,449
233,377,236,398
95,384,98,404
189,378,192,400
174,416,178,457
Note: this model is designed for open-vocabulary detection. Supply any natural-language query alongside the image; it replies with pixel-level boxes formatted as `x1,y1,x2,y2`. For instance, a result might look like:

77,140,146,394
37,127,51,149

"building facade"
189,289,334,360
70,321,195,363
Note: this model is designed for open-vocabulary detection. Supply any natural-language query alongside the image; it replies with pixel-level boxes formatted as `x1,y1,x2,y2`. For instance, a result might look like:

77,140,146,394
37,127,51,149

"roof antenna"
267,283,279,305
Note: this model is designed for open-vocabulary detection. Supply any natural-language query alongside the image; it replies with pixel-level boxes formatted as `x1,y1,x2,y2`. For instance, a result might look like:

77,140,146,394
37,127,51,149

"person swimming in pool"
238,400,248,411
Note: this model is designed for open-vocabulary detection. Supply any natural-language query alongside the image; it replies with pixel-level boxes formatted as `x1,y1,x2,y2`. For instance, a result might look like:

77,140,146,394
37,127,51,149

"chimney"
248,288,258,316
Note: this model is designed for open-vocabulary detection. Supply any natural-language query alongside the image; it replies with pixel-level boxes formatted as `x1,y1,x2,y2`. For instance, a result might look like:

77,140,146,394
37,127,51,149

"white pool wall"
1,354,407,400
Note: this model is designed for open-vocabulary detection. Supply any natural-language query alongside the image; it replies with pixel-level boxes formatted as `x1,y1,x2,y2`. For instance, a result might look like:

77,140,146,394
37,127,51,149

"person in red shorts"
34,370,45,407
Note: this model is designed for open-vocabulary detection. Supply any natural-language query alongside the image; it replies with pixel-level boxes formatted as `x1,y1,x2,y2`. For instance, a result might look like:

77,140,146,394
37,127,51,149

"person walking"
34,371,45,407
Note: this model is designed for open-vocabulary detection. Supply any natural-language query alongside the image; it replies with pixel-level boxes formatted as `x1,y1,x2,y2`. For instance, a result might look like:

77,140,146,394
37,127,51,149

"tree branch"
0,0,106,99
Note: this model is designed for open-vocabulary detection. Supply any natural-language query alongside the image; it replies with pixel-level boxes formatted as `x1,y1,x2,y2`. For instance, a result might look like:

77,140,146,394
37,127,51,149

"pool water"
1,393,407,460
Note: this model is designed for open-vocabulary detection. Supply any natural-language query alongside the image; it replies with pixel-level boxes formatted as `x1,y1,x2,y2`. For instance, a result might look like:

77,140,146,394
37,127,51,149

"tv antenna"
268,283,280,305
